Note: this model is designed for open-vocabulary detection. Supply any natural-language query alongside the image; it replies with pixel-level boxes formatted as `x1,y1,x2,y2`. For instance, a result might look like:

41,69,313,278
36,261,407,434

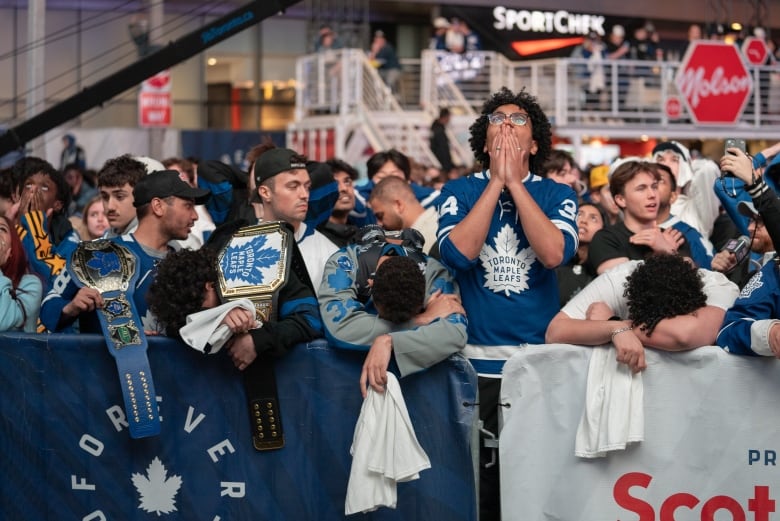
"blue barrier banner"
0,334,477,520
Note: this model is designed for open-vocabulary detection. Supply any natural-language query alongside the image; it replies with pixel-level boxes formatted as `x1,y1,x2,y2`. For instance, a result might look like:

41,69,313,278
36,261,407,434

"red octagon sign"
675,41,753,125
742,36,769,66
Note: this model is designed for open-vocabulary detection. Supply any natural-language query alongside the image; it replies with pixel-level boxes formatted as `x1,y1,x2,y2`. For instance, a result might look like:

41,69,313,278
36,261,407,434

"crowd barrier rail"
0,334,478,521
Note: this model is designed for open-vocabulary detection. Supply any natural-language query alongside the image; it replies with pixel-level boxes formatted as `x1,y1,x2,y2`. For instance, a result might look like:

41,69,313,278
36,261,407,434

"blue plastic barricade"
0,334,477,520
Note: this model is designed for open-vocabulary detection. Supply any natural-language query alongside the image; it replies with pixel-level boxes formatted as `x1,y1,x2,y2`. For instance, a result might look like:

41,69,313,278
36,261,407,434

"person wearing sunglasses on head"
435,87,579,521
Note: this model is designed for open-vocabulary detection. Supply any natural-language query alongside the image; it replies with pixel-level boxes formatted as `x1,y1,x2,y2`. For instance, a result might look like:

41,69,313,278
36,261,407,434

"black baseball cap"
133,170,210,207
254,148,307,186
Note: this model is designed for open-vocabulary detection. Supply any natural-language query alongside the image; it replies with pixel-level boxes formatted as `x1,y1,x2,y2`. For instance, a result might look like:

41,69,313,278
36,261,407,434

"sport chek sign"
675,41,753,125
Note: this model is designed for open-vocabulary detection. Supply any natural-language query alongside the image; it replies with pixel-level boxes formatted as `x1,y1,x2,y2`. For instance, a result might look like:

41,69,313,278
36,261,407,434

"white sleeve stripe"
552,219,579,242
437,224,455,240
420,190,441,207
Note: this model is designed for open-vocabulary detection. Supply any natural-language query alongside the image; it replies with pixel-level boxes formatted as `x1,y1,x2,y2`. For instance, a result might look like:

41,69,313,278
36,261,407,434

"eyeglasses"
487,112,529,126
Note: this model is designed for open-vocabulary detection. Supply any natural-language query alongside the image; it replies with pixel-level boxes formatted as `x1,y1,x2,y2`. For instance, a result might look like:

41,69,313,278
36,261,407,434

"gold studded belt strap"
214,221,293,451
70,240,161,439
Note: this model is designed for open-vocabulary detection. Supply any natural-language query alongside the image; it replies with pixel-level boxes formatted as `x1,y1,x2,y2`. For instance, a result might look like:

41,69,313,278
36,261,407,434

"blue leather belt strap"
70,240,161,439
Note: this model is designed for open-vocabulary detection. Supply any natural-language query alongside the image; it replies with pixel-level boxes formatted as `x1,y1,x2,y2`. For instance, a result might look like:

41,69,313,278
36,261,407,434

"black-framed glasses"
487,112,529,126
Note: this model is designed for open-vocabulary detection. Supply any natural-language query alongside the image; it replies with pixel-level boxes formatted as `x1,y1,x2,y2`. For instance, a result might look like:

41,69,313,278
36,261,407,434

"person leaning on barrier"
547,253,738,373
435,86,578,521
716,147,780,358
146,246,322,371
318,226,466,398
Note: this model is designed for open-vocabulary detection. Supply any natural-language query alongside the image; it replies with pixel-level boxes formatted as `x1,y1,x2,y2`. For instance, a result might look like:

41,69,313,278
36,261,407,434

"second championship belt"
70,240,161,439
215,221,292,451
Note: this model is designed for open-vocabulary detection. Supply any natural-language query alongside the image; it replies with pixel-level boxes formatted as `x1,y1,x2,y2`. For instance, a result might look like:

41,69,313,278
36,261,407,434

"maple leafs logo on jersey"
479,224,536,296
132,457,182,516
86,251,121,276
739,269,763,299
220,235,280,286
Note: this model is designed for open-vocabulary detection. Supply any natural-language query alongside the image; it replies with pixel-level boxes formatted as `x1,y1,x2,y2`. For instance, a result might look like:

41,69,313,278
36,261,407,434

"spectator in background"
10,157,75,282
556,202,606,306
430,17,450,50
317,158,359,248
541,150,579,193
588,164,621,225
606,24,630,60
369,30,402,95
460,19,481,51
0,215,42,333
79,196,109,241
445,18,466,53
164,156,216,249
654,163,714,269
430,107,455,174
314,24,343,52
653,140,720,240
0,168,14,219
60,133,86,171
369,177,440,256
352,149,440,227
63,164,97,216
97,154,148,238
570,31,607,114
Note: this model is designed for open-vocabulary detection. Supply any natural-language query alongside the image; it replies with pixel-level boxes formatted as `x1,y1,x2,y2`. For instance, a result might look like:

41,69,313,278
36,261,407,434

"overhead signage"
493,7,606,36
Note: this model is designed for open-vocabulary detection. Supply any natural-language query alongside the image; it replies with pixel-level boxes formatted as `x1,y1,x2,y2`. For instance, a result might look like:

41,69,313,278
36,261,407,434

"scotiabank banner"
500,344,780,521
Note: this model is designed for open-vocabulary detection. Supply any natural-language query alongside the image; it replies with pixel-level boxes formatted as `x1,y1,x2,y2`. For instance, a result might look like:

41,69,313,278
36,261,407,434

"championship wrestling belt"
70,240,161,439
215,221,292,451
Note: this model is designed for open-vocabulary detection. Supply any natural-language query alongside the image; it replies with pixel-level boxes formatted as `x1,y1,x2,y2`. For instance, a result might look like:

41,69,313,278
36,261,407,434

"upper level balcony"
291,47,780,167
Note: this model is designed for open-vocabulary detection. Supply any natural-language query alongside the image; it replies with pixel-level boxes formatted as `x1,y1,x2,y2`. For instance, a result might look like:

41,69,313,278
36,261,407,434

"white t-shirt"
562,260,739,320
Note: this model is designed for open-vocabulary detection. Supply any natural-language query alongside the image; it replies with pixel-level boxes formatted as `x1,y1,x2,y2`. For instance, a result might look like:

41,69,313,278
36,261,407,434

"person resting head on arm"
546,253,739,373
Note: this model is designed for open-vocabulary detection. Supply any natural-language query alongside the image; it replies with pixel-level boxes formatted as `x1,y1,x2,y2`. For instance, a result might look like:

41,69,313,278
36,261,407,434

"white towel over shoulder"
574,346,644,458
345,373,431,515
179,298,258,354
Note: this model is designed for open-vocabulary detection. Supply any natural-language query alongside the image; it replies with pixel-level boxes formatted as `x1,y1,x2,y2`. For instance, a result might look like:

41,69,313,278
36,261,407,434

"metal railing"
293,48,780,168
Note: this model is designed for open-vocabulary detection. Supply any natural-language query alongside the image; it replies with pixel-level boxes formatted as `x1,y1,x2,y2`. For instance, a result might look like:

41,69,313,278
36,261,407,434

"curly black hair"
147,248,219,337
468,87,553,175
624,254,706,336
371,255,425,324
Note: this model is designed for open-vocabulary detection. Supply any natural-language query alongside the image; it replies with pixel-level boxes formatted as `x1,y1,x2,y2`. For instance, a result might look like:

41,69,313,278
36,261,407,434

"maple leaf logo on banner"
479,224,535,296
132,457,183,516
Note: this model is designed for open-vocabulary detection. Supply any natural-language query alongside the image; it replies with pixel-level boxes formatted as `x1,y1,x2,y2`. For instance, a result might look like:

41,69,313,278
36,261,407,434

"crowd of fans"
3,83,780,519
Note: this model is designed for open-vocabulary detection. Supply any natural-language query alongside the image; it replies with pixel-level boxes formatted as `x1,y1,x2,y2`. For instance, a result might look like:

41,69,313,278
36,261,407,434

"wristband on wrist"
610,326,633,341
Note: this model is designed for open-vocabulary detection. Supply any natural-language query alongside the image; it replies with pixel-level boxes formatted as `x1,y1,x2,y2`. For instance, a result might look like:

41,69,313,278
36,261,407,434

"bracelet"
610,326,633,341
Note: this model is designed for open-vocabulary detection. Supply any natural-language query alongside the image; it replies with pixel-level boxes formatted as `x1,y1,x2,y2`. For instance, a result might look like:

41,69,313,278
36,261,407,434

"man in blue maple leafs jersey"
435,87,578,521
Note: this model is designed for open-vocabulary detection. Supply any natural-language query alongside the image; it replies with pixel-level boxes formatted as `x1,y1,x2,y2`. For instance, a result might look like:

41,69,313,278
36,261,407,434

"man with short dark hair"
370,255,426,324
369,176,439,255
430,107,455,173
254,148,338,291
97,154,148,238
317,158,359,247
41,170,210,333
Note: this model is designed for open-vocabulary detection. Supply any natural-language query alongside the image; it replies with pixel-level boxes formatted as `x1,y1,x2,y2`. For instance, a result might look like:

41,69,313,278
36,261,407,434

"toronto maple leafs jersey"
437,170,578,377
318,242,467,377
40,234,168,334
716,260,780,357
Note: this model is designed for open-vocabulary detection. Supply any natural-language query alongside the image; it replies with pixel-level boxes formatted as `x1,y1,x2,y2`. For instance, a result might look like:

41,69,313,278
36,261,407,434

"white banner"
500,344,780,521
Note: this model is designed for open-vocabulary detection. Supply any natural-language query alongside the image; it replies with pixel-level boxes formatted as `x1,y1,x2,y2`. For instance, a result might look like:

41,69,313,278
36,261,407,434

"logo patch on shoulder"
479,224,536,296
739,270,764,299
337,255,354,272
